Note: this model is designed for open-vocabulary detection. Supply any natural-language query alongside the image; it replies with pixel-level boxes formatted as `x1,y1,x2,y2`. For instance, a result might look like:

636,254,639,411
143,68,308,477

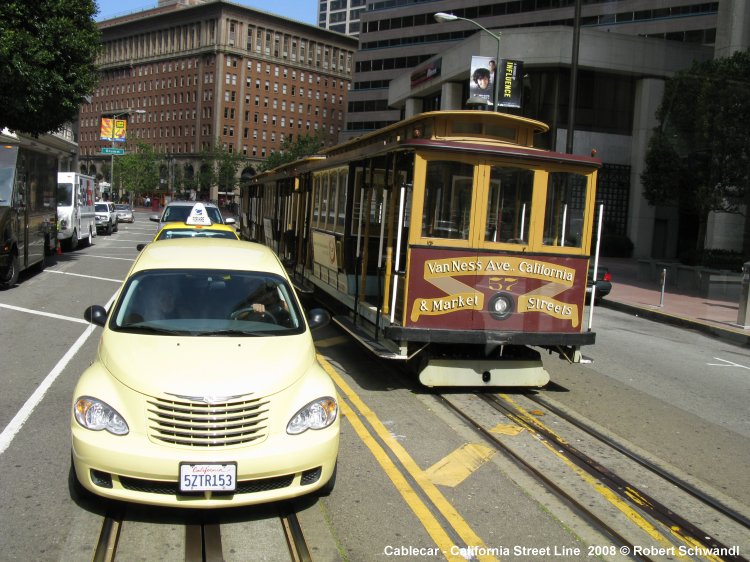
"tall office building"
317,0,367,36
345,0,750,259
346,0,721,137
78,0,357,201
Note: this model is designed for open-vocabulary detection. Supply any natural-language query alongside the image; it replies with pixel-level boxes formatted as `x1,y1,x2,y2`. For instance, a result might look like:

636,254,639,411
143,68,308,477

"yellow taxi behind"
71,238,337,508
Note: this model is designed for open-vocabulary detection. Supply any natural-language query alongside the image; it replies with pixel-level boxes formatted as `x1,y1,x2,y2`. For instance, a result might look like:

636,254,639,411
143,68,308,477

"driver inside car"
231,280,292,326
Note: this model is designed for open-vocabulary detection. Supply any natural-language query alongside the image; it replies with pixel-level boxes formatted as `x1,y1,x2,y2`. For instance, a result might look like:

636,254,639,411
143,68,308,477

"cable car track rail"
438,391,748,562
435,393,648,561
89,510,313,561
528,392,750,530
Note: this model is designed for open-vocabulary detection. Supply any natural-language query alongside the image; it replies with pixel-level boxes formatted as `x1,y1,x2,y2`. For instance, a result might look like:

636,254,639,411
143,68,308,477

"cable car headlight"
74,396,129,435
488,292,515,320
287,397,338,435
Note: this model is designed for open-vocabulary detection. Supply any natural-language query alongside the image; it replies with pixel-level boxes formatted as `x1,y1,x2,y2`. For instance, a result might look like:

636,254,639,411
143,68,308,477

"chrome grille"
147,396,270,447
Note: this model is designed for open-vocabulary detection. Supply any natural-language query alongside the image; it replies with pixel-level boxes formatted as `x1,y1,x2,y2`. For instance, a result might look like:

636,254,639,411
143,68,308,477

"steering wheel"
230,307,278,324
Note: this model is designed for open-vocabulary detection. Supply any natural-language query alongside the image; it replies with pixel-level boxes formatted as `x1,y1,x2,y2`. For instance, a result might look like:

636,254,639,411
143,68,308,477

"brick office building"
78,0,357,203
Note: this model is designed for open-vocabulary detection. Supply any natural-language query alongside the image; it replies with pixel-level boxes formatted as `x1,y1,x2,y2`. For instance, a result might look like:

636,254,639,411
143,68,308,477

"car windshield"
116,204,130,210
156,229,238,240
111,269,303,336
95,203,108,212
162,205,223,224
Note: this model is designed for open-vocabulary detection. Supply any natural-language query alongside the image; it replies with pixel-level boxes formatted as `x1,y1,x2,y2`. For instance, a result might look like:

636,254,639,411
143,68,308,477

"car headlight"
74,396,129,435
286,397,338,435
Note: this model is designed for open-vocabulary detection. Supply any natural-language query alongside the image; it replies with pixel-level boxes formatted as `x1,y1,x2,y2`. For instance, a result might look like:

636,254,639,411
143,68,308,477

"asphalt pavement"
595,257,750,347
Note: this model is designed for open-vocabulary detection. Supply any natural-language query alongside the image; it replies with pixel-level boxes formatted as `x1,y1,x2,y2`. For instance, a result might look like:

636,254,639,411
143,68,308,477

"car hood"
98,331,317,398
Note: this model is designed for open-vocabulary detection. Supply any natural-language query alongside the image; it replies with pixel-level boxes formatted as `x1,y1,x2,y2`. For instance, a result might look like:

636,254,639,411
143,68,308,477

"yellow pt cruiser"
71,238,338,508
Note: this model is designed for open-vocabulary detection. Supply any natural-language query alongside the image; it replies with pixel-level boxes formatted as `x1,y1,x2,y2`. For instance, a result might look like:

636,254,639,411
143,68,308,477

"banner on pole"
468,56,524,109
100,118,128,142
469,56,494,105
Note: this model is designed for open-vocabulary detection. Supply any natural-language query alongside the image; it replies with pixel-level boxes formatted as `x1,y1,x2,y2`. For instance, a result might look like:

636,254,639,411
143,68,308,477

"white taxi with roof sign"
137,204,240,250
71,238,337,508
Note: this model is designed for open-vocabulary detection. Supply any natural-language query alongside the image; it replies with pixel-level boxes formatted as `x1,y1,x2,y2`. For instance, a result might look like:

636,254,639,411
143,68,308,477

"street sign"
102,147,125,155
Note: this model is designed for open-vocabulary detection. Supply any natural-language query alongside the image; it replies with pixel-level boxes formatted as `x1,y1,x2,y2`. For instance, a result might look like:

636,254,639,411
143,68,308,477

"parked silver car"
115,204,134,223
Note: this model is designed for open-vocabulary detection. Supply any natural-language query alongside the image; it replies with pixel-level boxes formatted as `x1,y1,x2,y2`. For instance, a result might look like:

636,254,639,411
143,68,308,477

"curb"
598,299,750,348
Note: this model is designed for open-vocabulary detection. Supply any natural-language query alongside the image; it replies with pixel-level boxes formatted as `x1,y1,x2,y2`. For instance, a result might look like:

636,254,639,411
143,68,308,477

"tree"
117,141,160,200
641,50,750,255
0,0,101,135
260,133,326,171
215,145,246,195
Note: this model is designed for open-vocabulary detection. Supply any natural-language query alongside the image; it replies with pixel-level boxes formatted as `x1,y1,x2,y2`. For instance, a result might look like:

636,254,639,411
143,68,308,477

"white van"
57,172,97,251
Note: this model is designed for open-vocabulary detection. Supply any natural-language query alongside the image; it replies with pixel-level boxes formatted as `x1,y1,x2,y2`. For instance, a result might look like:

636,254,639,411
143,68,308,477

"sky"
95,0,317,25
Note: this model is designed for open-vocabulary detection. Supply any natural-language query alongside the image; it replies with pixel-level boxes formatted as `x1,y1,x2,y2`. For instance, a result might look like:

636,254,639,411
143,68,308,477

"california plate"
179,462,237,492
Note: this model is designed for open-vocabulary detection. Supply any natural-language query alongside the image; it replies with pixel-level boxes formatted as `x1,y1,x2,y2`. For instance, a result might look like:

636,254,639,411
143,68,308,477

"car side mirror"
307,308,330,330
136,243,147,251
84,305,108,327
149,215,160,222
224,217,236,225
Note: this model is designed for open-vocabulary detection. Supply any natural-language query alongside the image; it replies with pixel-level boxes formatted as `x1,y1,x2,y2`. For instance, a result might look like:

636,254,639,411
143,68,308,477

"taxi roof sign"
185,203,213,226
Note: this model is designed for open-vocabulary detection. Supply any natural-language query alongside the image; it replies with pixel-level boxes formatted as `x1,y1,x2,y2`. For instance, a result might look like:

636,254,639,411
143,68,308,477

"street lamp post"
434,12,502,112
106,108,145,200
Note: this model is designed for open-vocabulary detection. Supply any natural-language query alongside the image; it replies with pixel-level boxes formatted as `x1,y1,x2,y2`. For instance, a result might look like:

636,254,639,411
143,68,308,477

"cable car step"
332,316,406,360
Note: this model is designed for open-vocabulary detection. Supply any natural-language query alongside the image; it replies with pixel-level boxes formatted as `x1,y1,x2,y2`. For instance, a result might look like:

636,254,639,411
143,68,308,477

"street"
1,210,748,561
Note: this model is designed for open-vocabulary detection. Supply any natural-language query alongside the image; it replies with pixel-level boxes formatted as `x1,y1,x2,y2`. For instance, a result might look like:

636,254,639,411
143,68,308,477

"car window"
111,269,303,336
161,205,223,224
156,229,238,240
95,203,108,212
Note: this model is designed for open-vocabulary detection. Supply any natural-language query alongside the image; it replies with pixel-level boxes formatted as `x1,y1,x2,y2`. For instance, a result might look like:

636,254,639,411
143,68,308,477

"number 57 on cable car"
241,111,602,388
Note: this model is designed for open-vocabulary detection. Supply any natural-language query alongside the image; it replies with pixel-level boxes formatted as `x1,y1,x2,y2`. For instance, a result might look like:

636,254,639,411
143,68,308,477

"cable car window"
336,169,347,231
422,160,474,240
543,171,588,248
312,175,321,227
485,166,534,244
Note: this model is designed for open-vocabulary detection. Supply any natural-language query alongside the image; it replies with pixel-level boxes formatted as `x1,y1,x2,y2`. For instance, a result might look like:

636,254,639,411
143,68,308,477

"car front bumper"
71,418,339,508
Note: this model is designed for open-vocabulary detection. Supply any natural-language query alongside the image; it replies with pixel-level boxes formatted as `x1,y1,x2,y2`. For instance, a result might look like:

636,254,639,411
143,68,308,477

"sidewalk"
594,258,750,347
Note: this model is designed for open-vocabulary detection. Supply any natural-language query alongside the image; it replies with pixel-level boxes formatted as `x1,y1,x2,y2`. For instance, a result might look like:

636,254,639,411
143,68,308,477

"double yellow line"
317,354,499,562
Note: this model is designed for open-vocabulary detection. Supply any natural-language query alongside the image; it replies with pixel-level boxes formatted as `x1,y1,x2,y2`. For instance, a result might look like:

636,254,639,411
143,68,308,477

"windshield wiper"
119,325,188,335
191,329,264,337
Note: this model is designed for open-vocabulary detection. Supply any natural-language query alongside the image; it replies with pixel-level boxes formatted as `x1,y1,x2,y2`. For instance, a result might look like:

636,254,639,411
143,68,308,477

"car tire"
113,220,119,233
0,253,19,290
106,222,112,235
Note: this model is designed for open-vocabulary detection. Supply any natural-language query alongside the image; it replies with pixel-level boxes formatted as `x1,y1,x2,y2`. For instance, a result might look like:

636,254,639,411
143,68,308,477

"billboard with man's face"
470,56,494,105
469,56,523,109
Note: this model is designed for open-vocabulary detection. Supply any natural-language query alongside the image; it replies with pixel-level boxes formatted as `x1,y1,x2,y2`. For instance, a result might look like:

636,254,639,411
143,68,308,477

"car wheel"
113,220,119,233
106,222,112,235
0,253,19,290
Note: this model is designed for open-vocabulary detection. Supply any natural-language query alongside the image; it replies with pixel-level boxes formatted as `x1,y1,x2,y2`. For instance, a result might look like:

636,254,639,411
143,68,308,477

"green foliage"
641,50,750,252
260,134,325,171
116,141,160,197
0,0,101,135
214,145,246,192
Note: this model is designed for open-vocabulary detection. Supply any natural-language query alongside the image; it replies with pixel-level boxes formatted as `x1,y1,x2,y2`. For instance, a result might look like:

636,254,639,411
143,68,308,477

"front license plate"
179,462,237,492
